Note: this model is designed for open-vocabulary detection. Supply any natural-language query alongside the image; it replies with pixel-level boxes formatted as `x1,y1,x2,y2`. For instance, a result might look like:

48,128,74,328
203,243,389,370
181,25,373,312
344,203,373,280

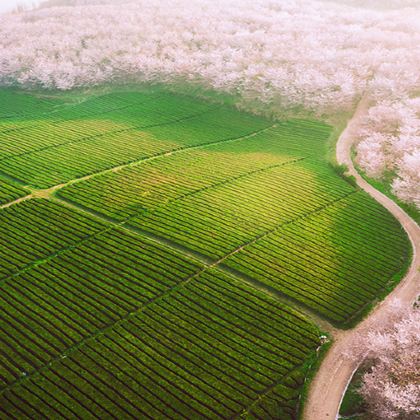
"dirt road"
303,98,420,420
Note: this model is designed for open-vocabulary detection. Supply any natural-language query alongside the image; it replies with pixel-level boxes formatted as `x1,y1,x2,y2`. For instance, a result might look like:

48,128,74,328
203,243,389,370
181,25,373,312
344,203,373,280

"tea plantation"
0,87,410,419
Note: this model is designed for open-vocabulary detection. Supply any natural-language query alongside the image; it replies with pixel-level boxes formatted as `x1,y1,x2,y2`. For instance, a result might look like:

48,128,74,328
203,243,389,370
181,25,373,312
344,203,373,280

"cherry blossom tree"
359,306,420,419
355,98,420,207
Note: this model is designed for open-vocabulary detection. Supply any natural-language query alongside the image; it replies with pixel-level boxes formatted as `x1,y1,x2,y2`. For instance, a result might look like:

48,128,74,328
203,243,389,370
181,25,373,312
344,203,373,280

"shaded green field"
0,87,410,418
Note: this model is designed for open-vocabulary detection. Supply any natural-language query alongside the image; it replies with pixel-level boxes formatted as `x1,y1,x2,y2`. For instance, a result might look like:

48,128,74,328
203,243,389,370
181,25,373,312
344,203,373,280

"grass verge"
339,366,369,419
298,334,333,420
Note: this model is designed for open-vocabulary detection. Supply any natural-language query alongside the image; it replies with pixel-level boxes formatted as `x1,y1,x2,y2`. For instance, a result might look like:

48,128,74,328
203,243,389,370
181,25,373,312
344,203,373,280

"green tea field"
0,87,410,419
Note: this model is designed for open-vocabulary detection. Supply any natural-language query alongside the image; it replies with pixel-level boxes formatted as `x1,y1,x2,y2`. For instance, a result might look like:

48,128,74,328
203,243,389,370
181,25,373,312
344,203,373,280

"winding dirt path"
303,98,420,420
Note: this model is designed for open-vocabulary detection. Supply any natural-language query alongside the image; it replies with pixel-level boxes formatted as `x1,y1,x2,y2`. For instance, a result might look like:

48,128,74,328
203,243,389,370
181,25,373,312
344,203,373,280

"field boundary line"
213,192,357,267
218,265,338,334
0,223,116,288
0,122,277,207
46,95,165,125
57,156,306,223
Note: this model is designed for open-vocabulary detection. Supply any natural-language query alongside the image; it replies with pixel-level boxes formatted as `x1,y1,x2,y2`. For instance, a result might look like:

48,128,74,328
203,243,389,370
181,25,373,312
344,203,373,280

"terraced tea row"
0,93,213,162
126,161,352,256
0,200,107,280
0,90,62,119
0,179,28,206
224,191,409,323
0,272,320,419
0,90,147,132
0,199,319,419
